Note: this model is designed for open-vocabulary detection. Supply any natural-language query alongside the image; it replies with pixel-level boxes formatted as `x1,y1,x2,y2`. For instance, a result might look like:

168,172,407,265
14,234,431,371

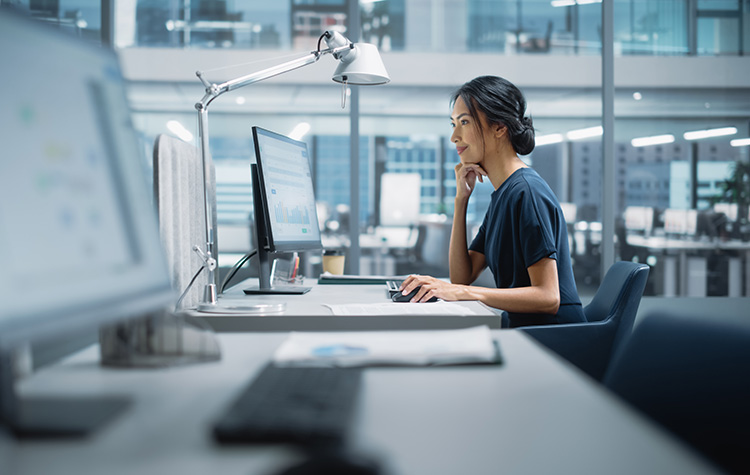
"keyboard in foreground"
213,364,363,446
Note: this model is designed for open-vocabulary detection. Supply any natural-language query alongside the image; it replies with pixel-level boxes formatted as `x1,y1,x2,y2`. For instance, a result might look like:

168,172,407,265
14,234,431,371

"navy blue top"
469,168,585,327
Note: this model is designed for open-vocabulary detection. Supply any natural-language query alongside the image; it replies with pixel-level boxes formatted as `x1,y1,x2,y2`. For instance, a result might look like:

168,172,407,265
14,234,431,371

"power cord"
219,250,257,294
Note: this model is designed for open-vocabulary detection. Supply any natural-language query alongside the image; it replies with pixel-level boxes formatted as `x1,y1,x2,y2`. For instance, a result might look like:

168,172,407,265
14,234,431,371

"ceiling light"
235,96,246,105
683,127,737,141
730,138,750,147
289,122,311,140
166,120,193,143
566,126,603,140
631,134,674,148
632,92,642,100
536,134,564,146
551,0,600,5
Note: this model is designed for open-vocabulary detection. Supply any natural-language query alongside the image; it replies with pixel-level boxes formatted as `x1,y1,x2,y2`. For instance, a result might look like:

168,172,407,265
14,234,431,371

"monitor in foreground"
0,10,175,436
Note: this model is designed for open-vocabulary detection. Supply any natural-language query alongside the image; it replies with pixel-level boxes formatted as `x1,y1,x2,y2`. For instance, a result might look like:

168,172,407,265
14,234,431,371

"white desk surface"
193,279,503,332
1,331,716,475
627,234,750,251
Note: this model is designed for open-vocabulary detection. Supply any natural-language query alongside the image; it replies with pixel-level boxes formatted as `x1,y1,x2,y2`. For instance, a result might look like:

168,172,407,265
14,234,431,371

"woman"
399,75,585,327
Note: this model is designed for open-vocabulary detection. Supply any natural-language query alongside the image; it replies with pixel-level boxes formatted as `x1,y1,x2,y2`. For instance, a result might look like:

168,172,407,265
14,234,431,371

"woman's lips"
456,146,468,155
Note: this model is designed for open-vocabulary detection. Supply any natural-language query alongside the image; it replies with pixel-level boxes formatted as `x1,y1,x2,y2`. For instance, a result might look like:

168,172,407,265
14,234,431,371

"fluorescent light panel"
731,137,750,147
631,134,675,148
551,0,600,6
166,120,193,143
683,126,737,141
536,133,564,146
566,126,603,140
288,122,311,140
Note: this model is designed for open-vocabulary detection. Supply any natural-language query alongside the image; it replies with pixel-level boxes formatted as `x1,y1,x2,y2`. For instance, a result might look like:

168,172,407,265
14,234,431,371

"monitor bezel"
251,126,323,253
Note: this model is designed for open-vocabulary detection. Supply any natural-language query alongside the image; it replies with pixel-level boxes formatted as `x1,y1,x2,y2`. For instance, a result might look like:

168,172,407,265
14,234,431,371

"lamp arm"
195,44,351,110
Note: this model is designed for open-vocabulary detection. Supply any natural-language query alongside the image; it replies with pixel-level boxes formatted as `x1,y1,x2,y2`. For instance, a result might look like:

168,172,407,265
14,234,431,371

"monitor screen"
252,126,322,252
0,11,174,351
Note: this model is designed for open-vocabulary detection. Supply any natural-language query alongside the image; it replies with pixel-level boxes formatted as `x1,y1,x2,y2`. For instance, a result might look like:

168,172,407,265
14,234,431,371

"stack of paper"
272,325,500,367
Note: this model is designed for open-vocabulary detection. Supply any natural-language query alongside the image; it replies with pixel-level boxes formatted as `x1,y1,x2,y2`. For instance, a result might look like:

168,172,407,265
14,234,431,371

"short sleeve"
517,188,557,268
469,215,488,254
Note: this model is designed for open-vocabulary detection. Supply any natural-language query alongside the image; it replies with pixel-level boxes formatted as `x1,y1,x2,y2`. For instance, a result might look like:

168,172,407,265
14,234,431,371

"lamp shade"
332,43,390,86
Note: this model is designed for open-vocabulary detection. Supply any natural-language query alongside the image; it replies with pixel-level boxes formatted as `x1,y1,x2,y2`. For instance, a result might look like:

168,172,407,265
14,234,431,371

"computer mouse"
391,286,438,303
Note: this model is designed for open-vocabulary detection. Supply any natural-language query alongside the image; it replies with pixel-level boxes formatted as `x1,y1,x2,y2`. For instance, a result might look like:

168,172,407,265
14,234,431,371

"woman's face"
450,96,493,165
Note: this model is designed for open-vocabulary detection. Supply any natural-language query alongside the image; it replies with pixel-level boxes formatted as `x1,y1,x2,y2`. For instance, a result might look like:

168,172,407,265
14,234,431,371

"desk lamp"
193,30,390,312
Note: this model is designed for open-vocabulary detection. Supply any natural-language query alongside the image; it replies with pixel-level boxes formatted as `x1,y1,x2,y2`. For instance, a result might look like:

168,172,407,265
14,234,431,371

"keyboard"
213,364,363,446
385,279,403,298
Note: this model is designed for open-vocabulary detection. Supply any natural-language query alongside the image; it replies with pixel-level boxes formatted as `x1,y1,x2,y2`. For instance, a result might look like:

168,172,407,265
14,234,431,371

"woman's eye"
461,120,469,126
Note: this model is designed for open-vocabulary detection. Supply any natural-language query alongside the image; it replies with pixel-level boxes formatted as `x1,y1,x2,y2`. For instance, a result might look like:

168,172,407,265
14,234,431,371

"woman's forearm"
458,284,560,315
449,197,474,284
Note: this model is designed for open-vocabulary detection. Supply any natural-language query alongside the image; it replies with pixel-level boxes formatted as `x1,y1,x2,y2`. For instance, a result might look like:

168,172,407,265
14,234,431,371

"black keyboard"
213,364,363,446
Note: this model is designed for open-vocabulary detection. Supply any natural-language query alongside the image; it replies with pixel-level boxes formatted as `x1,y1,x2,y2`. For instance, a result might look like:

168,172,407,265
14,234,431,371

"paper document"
272,325,500,367
324,301,478,316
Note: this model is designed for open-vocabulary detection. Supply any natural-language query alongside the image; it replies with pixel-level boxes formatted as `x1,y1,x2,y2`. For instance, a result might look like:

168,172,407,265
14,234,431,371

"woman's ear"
494,125,508,139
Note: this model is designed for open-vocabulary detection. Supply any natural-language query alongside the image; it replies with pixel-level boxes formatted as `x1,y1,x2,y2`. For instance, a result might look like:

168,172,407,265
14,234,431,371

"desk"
627,234,750,297
192,279,503,332
1,331,716,475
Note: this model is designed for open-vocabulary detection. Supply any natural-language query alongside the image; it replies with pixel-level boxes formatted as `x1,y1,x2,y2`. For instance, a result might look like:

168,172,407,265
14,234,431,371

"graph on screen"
256,130,320,246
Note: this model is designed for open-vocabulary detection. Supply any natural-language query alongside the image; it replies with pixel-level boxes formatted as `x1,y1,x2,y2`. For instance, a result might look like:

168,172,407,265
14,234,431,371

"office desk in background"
627,234,750,297
191,278,503,332
0,331,717,475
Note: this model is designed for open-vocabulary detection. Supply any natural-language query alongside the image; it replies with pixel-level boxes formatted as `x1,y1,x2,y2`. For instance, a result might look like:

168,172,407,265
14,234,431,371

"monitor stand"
242,245,311,295
244,165,313,296
0,351,130,438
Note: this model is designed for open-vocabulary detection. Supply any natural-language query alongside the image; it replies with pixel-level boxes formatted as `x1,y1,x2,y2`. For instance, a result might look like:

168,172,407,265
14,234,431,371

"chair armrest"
519,321,616,381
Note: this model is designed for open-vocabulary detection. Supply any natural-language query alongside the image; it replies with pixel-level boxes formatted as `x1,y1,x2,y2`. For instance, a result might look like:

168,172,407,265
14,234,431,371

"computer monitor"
0,10,175,436
624,206,654,235
380,172,420,226
244,126,322,294
663,208,698,237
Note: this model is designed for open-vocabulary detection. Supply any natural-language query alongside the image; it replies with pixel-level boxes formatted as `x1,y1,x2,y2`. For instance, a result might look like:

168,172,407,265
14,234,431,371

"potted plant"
711,160,750,240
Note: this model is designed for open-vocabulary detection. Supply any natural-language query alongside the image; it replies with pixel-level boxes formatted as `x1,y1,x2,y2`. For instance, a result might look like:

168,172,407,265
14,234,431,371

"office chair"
153,133,218,310
603,312,750,474
518,261,649,381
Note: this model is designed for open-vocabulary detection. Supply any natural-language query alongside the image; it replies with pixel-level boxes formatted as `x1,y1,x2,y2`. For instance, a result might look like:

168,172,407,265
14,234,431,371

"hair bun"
520,116,533,131
512,116,535,155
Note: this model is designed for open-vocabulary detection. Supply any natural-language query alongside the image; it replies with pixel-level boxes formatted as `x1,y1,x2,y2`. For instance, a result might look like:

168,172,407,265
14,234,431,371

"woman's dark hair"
450,75,535,155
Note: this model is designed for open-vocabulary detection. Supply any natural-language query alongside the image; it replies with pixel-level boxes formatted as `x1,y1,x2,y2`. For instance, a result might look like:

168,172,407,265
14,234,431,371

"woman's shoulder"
504,168,547,194
504,168,559,205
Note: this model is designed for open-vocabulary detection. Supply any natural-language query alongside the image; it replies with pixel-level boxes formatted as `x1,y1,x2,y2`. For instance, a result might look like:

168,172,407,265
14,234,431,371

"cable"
316,32,328,53
175,265,205,312
220,250,257,294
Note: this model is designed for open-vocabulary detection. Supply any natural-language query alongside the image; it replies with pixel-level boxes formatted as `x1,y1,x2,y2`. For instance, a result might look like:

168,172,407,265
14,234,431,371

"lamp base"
196,302,286,314
243,286,311,295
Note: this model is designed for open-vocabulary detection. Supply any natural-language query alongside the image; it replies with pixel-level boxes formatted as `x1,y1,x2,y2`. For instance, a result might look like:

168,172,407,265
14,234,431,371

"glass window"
698,17,741,55
119,0,291,49
4,0,102,42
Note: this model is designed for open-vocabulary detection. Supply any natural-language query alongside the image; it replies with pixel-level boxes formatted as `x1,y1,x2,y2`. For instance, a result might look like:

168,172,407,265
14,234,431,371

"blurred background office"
8,0,749,302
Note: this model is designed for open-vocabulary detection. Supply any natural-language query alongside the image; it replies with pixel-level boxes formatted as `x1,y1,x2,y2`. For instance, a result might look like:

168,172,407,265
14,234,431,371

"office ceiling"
127,81,750,144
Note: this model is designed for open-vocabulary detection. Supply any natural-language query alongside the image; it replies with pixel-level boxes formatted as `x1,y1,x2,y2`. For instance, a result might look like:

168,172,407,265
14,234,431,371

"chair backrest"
585,261,649,352
604,312,750,474
153,134,217,310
